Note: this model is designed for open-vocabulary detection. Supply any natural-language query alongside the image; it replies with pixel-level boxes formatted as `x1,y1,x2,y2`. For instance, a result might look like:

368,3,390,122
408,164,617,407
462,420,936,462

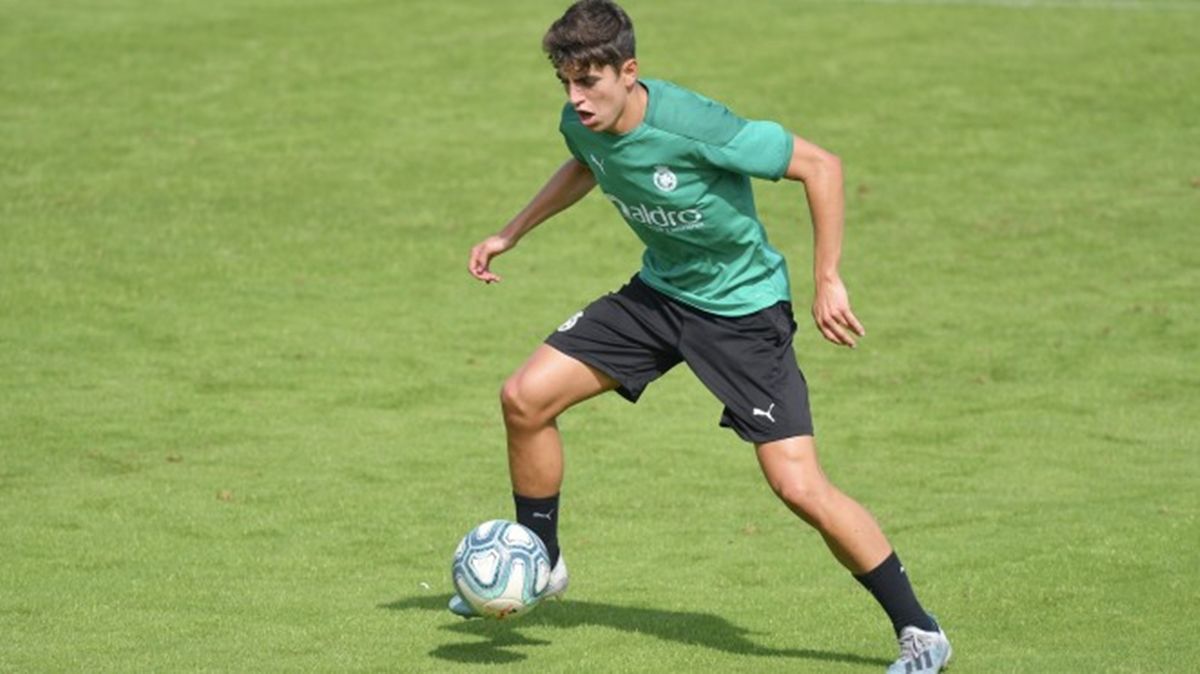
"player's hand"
812,276,865,348
468,235,516,284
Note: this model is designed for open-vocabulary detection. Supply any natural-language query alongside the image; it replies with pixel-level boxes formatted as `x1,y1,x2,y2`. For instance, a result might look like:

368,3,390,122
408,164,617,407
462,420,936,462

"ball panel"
502,523,535,547
534,556,551,595
466,548,502,587
482,597,524,619
470,519,503,545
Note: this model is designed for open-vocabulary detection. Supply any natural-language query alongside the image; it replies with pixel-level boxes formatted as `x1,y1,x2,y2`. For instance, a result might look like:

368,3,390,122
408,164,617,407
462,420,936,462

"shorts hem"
721,421,815,444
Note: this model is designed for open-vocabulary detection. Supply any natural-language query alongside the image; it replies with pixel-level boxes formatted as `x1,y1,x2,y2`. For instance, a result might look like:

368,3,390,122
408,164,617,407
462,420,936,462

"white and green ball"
451,520,551,619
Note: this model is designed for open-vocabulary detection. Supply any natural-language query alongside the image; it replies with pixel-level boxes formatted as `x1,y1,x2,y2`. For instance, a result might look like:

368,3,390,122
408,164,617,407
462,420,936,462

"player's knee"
498,377,527,421
773,479,833,527
499,375,550,429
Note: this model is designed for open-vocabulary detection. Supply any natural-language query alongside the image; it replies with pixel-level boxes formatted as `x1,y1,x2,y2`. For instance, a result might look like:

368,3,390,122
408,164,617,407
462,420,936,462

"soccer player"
458,1,952,671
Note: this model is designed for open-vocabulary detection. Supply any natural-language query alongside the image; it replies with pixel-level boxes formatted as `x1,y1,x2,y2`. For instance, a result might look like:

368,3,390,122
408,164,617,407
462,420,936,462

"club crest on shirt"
652,165,678,192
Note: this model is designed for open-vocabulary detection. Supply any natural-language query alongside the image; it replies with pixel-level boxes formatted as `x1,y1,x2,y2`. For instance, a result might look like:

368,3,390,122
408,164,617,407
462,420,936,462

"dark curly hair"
543,0,636,73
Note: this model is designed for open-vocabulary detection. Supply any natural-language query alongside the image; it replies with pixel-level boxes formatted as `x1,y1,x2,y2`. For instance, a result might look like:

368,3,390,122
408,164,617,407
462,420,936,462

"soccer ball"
451,520,551,619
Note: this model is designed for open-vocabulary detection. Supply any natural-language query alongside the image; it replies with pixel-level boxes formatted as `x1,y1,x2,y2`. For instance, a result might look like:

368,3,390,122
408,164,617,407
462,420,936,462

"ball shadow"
381,594,890,668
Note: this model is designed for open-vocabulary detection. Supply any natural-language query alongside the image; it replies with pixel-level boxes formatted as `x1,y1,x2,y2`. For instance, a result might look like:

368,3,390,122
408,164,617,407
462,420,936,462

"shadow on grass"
380,594,890,667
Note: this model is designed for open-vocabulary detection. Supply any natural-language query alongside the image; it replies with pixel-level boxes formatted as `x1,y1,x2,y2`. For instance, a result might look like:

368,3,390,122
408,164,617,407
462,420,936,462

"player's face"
557,60,639,133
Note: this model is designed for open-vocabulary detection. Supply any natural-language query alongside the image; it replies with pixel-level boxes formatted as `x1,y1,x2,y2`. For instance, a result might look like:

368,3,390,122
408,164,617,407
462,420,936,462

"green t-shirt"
560,78,795,317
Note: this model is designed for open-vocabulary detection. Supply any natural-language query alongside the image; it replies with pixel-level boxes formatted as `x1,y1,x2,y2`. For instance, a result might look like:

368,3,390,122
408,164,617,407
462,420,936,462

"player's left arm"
783,134,865,348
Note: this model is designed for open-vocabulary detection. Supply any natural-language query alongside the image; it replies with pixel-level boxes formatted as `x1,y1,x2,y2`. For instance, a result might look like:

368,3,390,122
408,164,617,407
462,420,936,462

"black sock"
854,552,936,635
514,492,560,566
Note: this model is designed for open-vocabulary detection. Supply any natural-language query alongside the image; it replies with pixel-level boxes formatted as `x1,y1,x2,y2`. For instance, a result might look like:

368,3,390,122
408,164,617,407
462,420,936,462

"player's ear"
619,58,638,85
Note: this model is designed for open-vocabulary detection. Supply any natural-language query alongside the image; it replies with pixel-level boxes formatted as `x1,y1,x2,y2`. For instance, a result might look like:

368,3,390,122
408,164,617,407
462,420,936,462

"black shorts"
545,275,814,443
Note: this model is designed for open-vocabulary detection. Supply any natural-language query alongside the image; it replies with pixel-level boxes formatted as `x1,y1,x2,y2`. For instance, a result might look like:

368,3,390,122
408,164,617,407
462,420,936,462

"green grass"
2,0,1198,671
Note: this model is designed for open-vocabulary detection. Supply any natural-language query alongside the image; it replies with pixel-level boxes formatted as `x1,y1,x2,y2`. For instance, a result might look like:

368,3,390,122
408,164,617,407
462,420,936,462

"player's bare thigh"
501,344,619,424
756,436,828,493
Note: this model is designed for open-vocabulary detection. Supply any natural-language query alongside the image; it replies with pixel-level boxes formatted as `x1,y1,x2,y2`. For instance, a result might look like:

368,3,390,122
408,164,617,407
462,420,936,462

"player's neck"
609,81,648,135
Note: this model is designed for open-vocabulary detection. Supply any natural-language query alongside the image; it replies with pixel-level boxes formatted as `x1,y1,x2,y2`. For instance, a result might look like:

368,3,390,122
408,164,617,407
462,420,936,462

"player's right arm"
468,158,596,284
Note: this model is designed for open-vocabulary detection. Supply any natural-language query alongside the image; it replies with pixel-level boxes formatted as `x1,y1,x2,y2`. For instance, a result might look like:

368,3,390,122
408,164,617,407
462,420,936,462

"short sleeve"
561,128,586,165
698,120,794,181
558,104,587,165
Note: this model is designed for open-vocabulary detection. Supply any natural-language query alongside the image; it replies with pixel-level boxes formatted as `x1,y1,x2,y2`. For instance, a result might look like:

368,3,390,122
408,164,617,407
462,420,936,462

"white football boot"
886,623,952,673
447,592,479,619
542,555,569,601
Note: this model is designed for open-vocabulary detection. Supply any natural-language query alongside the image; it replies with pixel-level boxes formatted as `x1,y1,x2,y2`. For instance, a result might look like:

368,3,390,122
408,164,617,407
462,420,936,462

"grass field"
2,0,1198,671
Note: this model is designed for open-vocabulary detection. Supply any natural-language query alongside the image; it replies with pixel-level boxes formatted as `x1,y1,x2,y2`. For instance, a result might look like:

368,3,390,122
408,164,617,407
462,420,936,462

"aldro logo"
605,194,704,233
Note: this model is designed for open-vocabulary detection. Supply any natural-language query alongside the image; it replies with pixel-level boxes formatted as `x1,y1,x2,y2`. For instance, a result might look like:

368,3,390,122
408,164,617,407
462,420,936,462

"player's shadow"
380,594,890,667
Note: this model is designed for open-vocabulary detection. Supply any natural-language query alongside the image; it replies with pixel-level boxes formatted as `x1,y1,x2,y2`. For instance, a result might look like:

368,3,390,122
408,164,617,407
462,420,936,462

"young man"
460,1,951,671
